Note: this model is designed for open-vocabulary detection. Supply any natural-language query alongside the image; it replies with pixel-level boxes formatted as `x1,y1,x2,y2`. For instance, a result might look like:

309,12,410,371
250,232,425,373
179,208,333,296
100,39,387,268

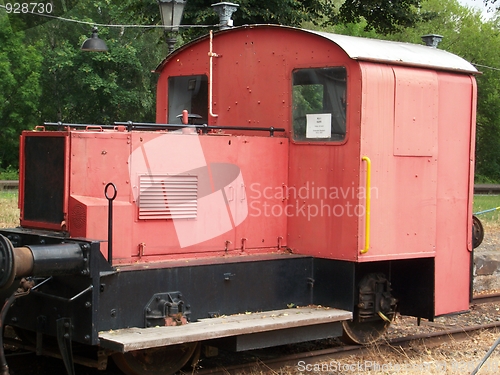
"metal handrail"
360,156,372,254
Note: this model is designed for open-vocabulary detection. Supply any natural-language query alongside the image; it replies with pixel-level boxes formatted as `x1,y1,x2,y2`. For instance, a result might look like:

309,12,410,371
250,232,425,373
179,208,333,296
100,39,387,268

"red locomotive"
0,24,478,375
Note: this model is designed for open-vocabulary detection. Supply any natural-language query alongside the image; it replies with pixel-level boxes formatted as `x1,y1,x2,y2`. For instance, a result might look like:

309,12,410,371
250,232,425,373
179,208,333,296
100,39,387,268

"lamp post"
158,0,187,54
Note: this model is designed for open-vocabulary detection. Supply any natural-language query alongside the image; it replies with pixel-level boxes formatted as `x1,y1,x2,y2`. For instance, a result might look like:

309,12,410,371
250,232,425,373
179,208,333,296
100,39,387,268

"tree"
118,0,428,42
334,0,433,34
0,13,42,169
24,0,165,125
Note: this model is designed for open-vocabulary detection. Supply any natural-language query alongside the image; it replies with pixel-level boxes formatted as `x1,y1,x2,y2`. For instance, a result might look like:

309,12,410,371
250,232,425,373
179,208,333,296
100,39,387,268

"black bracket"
56,317,75,375
144,292,191,327
357,273,397,322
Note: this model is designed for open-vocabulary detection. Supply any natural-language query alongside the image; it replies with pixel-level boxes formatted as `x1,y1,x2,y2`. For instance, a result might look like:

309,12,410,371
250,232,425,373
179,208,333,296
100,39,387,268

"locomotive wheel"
112,343,197,375
472,215,484,249
342,318,391,345
342,272,397,345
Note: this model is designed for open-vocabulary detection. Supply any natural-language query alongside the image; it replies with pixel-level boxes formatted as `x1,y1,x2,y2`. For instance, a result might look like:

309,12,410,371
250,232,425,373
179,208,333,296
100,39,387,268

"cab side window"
292,67,347,142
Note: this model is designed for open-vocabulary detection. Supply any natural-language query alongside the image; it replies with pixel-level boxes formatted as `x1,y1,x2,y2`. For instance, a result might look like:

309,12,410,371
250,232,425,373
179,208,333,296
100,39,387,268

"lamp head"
81,27,108,52
158,0,187,32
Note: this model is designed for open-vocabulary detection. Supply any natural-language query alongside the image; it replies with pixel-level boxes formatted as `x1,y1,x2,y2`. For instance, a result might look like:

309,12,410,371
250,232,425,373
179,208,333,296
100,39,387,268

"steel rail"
472,292,500,305
193,320,500,375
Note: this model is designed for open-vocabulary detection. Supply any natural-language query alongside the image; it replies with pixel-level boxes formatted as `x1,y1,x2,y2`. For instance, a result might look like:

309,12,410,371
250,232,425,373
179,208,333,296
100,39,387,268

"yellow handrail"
360,156,371,254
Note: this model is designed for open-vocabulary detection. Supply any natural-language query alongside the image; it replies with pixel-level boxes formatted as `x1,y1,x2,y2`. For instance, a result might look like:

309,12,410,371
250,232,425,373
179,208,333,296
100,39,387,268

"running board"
99,307,352,353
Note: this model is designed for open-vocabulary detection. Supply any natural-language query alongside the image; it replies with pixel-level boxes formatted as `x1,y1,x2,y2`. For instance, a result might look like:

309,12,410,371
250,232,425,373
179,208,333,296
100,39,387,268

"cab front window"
168,75,208,124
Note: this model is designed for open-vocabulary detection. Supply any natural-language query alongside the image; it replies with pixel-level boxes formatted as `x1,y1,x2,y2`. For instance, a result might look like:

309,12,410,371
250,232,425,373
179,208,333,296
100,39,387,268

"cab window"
292,67,346,141
168,75,208,124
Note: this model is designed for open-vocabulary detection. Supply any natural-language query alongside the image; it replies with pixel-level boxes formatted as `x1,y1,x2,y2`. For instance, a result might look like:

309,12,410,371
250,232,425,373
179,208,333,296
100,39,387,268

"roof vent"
212,2,239,30
421,34,443,48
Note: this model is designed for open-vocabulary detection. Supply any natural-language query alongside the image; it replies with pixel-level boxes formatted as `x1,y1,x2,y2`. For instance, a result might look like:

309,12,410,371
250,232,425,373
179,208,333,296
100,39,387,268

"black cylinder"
0,235,15,290
0,235,87,290
26,243,85,276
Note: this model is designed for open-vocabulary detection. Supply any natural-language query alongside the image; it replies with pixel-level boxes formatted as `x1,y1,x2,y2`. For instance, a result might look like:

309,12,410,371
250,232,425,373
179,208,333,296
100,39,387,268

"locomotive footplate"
99,306,352,352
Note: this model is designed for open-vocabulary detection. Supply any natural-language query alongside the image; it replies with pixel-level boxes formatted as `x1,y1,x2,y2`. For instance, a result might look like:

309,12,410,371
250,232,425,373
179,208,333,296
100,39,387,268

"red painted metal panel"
358,64,437,261
68,131,134,261
69,131,131,201
393,68,438,156
130,133,287,260
68,195,134,262
357,63,397,260
157,27,351,134
434,74,476,316
287,143,361,260
69,131,286,263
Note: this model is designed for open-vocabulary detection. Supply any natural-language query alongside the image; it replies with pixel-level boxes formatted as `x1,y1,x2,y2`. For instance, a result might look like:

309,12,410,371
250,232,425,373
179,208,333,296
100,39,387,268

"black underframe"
0,228,435,349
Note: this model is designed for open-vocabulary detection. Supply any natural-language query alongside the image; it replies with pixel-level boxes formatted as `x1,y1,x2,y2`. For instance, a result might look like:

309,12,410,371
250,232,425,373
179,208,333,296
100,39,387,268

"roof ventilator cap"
421,34,443,48
212,2,239,30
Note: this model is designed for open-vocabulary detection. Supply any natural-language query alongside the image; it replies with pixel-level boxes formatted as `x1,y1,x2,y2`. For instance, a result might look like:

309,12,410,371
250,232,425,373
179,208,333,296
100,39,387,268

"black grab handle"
105,183,117,266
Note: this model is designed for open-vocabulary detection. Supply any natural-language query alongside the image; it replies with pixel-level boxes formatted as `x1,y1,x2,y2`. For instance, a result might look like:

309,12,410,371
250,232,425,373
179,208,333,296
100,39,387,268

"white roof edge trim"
307,29,478,74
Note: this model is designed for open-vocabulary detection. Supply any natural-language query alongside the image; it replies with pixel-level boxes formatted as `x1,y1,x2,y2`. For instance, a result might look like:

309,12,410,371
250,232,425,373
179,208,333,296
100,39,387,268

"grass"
0,191,19,228
474,195,500,219
474,194,500,232
0,166,19,180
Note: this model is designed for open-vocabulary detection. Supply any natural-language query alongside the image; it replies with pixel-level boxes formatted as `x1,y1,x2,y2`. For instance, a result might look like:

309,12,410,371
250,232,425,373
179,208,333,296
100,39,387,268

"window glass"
292,67,347,141
168,75,208,124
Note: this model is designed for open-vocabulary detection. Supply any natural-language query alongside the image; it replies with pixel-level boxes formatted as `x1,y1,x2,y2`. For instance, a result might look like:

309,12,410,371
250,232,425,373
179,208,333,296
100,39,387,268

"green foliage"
473,195,500,222
0,12,42,169
26,1,163,125
0,166,18,180
475,174,499,184
333,0,432,34
116,0,425,37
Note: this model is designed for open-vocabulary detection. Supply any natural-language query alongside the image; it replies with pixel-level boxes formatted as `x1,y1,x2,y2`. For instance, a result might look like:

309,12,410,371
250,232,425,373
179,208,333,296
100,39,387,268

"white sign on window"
306,113,332,138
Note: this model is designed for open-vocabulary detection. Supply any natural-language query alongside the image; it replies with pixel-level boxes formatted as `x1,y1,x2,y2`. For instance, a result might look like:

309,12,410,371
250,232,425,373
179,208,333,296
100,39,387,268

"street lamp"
158,0,187,54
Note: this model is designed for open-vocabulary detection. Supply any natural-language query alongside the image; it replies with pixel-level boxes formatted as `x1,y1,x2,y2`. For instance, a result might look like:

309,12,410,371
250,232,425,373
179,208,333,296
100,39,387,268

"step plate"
99,307,352,352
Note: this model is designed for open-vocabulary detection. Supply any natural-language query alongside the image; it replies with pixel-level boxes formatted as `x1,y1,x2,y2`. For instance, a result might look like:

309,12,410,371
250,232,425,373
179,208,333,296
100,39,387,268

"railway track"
193,294,500,375
193,322,500,375
0,290,496,375
0,181,18,191
2,293,500,375
472,292,500,305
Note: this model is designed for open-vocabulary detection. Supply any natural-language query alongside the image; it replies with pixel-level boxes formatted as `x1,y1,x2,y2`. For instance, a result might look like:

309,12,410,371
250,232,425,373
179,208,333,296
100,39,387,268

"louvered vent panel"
139,175,197,220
